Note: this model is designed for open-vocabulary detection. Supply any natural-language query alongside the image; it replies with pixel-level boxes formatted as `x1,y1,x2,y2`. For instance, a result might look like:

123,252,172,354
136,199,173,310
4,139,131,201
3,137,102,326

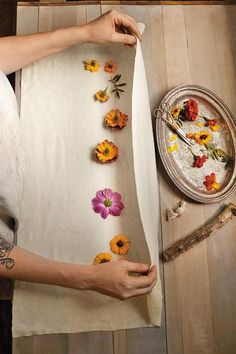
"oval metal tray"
155,85,236,203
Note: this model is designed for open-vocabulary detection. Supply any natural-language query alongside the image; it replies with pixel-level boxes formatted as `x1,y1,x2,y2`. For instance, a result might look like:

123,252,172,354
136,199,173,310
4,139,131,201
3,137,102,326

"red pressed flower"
203,173,220,191
184,99,199,121
193,155,207,168
204,118,218,127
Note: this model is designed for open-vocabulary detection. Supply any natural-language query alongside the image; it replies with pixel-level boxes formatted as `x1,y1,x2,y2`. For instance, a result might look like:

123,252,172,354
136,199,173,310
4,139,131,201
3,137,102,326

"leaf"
115,74,121,82
205,143,215,150
225,159,233,170
118,89,125,92
112,89,117,93
116,91,120,99
117,83,126,87
112,74,118,81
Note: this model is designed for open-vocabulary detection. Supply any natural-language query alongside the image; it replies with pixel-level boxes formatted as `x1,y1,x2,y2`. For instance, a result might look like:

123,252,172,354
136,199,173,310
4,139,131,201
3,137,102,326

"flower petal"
92,197,102,207
101,207,110,219
93,204,105,214
96,190,106,202
109,206,122,216
102,188,113,200
111,192,121,202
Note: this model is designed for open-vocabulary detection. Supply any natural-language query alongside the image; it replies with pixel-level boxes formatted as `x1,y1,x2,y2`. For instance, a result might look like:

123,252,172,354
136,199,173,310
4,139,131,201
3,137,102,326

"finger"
130,266,157,289
130,281,157,298
112,32,137,45
123,261,150,274
115,14,141,40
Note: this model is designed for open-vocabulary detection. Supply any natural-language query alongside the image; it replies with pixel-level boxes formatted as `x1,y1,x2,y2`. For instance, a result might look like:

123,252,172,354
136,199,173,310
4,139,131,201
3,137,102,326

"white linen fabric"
13,40,162,337
0,72,23,300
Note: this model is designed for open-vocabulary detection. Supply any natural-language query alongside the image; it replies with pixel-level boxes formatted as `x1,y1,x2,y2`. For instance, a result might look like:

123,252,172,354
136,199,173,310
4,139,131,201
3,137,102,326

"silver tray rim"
155,84,236,204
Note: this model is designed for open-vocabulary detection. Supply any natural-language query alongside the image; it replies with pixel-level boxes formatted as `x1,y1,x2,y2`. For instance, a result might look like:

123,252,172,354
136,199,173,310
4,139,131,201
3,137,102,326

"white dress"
0,71,22,299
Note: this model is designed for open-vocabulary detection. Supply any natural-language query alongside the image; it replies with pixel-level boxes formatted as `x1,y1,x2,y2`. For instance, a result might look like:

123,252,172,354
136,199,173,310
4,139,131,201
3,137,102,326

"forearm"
0,236,92,290
0,25,89,75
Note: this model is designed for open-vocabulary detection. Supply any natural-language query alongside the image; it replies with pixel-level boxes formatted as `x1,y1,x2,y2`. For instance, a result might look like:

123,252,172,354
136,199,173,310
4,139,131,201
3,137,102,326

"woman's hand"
87,259,157,300
83,10,141,46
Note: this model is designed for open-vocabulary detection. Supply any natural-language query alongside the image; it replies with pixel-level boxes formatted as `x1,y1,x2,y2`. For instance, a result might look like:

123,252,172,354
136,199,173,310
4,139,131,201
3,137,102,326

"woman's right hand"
88,259,157,300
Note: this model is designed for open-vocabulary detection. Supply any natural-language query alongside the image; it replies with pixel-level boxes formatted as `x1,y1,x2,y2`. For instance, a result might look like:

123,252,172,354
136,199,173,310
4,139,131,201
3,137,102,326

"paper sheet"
13,40,162,337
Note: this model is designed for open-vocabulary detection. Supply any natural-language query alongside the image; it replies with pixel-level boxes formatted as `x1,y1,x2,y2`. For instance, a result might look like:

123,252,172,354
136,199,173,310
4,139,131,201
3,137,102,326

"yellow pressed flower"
170,134,178,142
110,234,130,255
171,106,181,118
93,252,112,265
211,125,220,132
196,121,204,128
212,182,220,190
194,131,212,145
95,87,109,102
84,59,100,72
168,143,179,153
105,109,128,129
95,139,118,163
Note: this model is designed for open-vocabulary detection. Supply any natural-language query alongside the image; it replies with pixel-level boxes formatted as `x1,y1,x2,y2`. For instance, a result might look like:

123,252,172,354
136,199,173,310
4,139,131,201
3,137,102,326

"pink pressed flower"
92,188,124,219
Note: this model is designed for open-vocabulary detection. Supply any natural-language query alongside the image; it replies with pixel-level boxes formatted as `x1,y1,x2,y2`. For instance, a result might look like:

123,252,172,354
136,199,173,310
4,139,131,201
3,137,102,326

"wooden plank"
17,2,232,7
185,5,236,354
161,5,216,354
68,332,113,354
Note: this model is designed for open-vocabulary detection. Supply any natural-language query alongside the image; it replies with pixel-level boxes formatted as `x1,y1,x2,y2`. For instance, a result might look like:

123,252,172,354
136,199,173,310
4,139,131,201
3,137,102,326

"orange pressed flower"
105,109,128,129
93,252,112,265
104,60,117,74
110,234,130,255
95,87,109,102
95,140,119,163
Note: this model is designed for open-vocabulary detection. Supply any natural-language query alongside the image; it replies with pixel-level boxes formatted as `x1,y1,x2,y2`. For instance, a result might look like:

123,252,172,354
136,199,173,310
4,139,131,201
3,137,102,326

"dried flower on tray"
84,59,100,72
95,87,109,102
203,173,220,191
167,143,179,154
95,140,118,163
183,99,199,121
105,109,128,129
189,149,207,168
169,134,178,142
110,234,130,255
92,188,124,219
93,252,112,265
109,74,126,99
186,131,212,145
201,116,221,132
104,60,117,74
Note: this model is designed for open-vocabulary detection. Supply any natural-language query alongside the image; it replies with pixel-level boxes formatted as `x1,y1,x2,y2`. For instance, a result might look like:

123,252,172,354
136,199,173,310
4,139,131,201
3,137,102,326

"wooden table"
13,3,236,354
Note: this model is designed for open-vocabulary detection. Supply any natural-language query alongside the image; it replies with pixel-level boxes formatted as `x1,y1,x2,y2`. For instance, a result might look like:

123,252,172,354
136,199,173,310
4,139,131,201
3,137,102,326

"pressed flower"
104,60,117,74
204,118,218,127
105,109,128,129
210,124,220,132
95,87,109,102
167,143,179,153
193,155,207,168
110,234,130,255
196,121,204,128
93,252,112,265
194,131,212,145
186,132,195,139
183,99,199,121
95,140,119,163
170,134,178,142
84,59,100,72
171,106,181,118
92,188,124,219
203,173,220,191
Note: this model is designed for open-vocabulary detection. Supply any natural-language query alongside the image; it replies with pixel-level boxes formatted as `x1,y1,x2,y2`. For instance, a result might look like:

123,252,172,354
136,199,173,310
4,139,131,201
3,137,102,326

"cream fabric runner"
13,40,162,337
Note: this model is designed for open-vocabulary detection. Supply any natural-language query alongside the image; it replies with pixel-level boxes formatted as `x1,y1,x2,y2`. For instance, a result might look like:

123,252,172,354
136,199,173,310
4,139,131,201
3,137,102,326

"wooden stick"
162,202,236,262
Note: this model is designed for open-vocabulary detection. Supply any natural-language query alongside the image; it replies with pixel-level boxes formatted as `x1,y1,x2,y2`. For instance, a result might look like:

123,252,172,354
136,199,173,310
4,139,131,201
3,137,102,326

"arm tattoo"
0,236,15,270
